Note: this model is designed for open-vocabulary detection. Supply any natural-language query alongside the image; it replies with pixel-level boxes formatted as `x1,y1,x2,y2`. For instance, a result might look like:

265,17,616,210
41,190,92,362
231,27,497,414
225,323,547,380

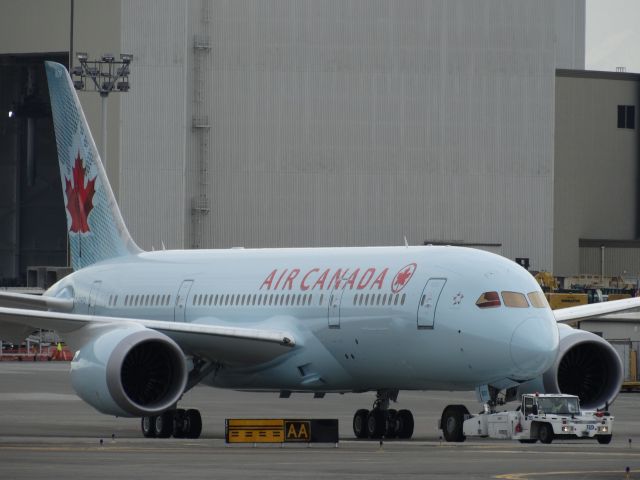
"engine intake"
518,324,623,410
71,326,187,417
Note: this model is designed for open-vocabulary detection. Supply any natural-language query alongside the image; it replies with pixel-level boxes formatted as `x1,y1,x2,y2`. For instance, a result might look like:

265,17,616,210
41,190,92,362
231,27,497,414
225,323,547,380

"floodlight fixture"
8,110,13,118
69,51,133,167
117,65,130,76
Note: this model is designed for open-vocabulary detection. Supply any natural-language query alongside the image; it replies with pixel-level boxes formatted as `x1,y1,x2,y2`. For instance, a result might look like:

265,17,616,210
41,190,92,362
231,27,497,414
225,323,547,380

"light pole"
70,52,132,167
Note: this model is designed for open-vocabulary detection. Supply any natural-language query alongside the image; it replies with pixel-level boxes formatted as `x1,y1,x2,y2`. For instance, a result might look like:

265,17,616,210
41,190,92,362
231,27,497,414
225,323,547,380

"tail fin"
45,61,141,270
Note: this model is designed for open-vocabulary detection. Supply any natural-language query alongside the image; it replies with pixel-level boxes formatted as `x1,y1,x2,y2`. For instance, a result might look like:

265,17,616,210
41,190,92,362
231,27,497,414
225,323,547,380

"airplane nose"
510,317,558,376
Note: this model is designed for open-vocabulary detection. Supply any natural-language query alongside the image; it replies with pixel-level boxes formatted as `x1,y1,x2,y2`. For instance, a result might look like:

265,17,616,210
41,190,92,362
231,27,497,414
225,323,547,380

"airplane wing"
0,290,73,312
0,306,296,366
553,296,640,324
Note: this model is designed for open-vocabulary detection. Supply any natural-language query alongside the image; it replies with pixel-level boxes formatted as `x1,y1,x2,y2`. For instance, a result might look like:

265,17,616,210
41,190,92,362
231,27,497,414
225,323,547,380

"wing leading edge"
0,306,296,366
553,296,640,324
0,291,73,312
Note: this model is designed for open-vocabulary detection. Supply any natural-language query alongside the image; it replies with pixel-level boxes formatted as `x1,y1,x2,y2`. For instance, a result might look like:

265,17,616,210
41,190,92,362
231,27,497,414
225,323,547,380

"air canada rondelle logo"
65,152,96,234
391,263,417,293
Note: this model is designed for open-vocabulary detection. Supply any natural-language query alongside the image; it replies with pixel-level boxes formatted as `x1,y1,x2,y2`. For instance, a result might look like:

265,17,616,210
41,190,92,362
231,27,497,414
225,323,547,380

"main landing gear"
352,390,414,439
141,408,202,439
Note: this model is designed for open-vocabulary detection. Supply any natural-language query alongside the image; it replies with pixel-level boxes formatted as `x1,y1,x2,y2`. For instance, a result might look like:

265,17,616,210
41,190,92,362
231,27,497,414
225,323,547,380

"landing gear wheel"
366,409,386,439
353,409,369,439
154,410,174,438
441,405,468,442
185,409,202,439
396,409,414,439
538,423,554,444
141,416,156,438
172,408,186,438
597,434,612,445
385,409,398,439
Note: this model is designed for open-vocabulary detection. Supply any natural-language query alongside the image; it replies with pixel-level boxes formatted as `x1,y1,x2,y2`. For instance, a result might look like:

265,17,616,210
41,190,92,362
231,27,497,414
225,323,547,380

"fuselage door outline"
174,279,194,322
88,280,102,314
327,279,348,329
417,278,447,329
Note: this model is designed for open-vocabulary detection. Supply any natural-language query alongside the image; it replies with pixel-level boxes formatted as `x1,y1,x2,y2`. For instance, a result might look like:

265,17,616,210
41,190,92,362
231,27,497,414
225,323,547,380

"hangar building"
3,0,636,285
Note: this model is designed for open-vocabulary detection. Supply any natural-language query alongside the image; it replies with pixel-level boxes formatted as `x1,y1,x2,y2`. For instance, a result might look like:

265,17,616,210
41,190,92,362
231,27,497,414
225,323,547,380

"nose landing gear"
352,390,414,439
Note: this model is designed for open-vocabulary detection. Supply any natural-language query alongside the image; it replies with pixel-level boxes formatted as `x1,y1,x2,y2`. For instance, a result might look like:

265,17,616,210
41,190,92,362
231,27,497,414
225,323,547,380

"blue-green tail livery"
45,61,140,270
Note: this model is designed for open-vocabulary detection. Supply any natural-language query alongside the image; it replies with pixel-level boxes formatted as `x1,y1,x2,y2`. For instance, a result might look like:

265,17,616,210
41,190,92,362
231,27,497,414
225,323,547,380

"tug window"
475,291,501,308
528,291,548,308
502,291,529,308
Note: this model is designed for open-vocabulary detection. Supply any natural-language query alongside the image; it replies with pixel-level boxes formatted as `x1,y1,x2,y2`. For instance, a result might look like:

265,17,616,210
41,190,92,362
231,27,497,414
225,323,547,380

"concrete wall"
554,71,640,276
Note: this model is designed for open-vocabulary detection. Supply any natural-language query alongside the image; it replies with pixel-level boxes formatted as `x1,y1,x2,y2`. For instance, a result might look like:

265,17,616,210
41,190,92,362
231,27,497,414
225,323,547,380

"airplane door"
174,280,194,322
417,278,446,328
88,280,102,314
328,286,345,328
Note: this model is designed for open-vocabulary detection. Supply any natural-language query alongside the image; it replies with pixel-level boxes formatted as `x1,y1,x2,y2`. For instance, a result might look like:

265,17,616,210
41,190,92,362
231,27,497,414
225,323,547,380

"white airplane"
0,61,637,441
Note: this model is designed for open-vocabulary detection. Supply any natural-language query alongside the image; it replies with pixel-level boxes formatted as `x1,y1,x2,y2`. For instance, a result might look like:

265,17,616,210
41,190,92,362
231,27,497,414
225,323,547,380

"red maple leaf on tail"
65,152,96,233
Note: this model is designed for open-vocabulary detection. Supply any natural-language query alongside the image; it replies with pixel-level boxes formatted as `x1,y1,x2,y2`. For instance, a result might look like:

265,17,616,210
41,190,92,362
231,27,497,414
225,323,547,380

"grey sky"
586,0,640,72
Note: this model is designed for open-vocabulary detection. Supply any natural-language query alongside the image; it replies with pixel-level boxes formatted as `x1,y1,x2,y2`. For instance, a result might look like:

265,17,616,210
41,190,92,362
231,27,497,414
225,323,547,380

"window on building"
618,105,635,129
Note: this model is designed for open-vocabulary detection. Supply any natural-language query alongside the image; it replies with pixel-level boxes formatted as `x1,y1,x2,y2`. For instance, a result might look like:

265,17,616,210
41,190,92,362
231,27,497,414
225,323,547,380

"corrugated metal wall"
120,1,189,249
121,0,584,270
580,247,640,277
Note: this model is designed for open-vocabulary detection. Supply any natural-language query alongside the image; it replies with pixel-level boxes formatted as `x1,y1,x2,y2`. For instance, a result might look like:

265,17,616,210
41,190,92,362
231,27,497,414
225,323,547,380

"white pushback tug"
450,393,613,444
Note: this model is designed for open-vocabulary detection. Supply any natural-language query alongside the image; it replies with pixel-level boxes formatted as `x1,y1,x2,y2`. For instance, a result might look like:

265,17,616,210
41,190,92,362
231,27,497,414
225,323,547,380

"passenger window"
475,291,501,308
502,291,529,308
527,291,548,308
401,293,406,305
394,294,399,306
319,294,324,306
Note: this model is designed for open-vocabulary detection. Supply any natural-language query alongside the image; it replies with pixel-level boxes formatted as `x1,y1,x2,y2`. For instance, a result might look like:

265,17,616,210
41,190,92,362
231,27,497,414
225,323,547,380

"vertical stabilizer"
45,61,141,270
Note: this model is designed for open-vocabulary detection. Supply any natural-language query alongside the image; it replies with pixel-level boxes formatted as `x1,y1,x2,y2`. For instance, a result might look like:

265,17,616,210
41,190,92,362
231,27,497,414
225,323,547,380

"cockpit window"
502,291,529,308
476,291,501,308
527,291,548,308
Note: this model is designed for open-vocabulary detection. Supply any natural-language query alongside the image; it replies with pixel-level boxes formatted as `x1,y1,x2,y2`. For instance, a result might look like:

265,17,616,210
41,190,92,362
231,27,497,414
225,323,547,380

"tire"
396,409,414,439
366,409,386,439
441,405,468,442
141,416,156,438
185,409,202,439
154,410,174,438
597,434,612,445
538,423,554,444
385,409,398,439
172,409,186,438
353,409,369,439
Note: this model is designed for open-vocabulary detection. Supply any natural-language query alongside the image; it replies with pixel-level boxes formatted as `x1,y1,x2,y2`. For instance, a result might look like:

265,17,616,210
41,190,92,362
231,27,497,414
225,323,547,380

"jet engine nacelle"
70,325,187,417
517,324,623,410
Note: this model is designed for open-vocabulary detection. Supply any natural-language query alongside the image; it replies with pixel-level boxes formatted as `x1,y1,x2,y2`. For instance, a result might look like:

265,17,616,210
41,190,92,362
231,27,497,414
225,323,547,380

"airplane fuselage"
47,245,559,393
